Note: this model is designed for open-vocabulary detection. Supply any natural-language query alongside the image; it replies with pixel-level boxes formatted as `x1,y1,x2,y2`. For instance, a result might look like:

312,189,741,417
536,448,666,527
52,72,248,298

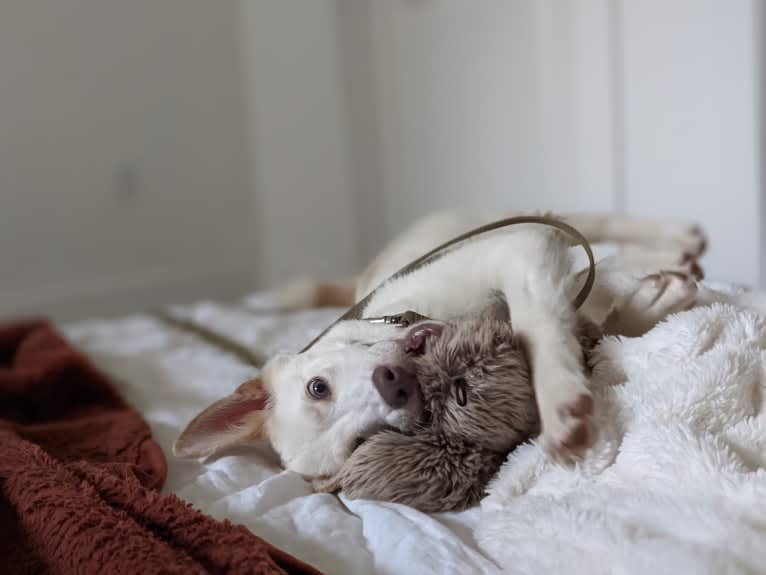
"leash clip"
364,310,430,328
364,315,404,326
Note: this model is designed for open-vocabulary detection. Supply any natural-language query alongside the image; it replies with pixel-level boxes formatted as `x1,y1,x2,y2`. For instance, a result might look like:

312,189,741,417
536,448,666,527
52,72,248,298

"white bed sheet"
62,299,500,575
61,281,766,574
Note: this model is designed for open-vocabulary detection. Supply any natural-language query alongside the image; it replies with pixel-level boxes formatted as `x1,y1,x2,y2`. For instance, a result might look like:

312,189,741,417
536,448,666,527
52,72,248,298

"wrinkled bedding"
1,318,324,575
62,299,500,575
61,288,766,574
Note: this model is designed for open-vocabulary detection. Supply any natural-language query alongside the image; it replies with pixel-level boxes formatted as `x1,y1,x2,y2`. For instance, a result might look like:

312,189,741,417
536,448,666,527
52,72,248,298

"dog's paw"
678,252,705,280
540,384,595,464
669,224,708,259
610,270,699,337
637,270,699,314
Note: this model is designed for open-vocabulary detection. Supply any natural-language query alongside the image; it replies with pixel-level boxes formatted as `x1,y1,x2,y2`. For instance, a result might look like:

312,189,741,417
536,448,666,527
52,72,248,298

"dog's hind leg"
600,271,699,336
578,266,766,338
561,213,707,257
607,246,704,279
576,246,704,331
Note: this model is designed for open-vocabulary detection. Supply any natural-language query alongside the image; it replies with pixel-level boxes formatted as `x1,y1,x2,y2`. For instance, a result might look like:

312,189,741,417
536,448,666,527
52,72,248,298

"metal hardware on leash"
300,214,597,353
363,310,431,328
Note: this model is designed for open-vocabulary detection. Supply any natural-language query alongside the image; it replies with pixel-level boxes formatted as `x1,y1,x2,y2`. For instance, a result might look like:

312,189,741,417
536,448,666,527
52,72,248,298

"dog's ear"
173,377,270,458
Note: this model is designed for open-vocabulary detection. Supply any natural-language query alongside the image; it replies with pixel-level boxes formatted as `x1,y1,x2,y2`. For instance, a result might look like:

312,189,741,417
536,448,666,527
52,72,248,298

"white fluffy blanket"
478,304,766,574
61,295,766,574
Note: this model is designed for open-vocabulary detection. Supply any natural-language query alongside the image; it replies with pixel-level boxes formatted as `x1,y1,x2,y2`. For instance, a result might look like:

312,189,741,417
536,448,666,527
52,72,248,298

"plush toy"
313,303,601,513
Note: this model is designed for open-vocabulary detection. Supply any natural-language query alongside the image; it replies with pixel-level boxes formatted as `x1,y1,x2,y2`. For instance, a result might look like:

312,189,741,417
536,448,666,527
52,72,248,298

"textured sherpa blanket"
477,304,766,574
0,319,322,575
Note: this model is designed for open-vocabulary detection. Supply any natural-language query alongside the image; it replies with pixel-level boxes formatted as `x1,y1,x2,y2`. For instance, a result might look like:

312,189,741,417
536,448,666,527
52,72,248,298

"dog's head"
311,313,540,512
173,320,441,477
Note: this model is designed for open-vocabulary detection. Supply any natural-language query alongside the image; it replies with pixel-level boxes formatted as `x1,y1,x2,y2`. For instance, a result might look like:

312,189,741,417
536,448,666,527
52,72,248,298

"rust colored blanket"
0,320,322,575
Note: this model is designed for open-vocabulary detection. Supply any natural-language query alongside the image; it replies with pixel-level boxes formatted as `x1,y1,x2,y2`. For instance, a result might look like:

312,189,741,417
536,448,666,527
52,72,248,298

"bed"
59,285,766,574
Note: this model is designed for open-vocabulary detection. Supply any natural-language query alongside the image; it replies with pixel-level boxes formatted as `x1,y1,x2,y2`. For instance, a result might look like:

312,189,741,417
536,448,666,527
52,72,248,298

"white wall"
238,0,359,289
2,1,762,322
622,0,763,287
356,0,764,285
363,0,619,259
0,0,252,320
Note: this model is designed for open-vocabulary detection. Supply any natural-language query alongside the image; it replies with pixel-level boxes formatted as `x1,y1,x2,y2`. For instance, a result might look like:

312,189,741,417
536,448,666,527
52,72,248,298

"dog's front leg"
500,230,595,463
515,302,595,463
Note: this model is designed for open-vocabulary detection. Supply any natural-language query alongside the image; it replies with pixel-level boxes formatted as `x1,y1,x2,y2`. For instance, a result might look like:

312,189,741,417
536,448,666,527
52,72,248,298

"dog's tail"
244,277,358,312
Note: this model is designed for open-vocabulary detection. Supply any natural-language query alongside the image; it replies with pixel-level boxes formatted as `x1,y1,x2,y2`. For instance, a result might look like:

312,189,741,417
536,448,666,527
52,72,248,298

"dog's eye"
454,377,468,407
306,377,331,400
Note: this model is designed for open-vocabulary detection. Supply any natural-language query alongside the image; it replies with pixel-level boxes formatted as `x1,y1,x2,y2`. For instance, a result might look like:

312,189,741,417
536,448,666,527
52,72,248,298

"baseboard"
0,262,254,323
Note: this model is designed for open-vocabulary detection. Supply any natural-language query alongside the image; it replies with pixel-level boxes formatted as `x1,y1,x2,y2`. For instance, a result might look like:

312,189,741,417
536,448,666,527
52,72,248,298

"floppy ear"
173,377,270,458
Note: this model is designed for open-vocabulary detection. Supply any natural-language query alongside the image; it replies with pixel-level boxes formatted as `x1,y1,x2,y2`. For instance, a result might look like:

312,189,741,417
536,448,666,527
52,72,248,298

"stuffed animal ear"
173,377,270,458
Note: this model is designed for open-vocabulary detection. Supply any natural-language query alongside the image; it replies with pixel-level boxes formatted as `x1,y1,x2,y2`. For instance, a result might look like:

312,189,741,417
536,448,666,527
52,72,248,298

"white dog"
175,211,721,478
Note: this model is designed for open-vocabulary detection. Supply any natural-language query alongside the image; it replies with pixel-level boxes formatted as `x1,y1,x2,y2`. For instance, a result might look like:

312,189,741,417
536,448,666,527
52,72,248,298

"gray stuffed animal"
313,306,601,513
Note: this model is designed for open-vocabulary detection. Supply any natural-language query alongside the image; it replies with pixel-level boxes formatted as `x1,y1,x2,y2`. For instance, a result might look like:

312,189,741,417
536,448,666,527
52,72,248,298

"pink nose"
372,365,417,409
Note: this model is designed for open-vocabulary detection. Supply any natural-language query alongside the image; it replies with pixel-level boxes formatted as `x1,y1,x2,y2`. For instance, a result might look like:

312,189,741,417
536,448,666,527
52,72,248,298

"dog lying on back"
174,211,711,481
313,302,602,512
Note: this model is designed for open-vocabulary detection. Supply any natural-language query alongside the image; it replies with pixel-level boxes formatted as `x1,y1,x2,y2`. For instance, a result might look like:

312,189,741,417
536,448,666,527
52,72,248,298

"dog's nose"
373,365,416,409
